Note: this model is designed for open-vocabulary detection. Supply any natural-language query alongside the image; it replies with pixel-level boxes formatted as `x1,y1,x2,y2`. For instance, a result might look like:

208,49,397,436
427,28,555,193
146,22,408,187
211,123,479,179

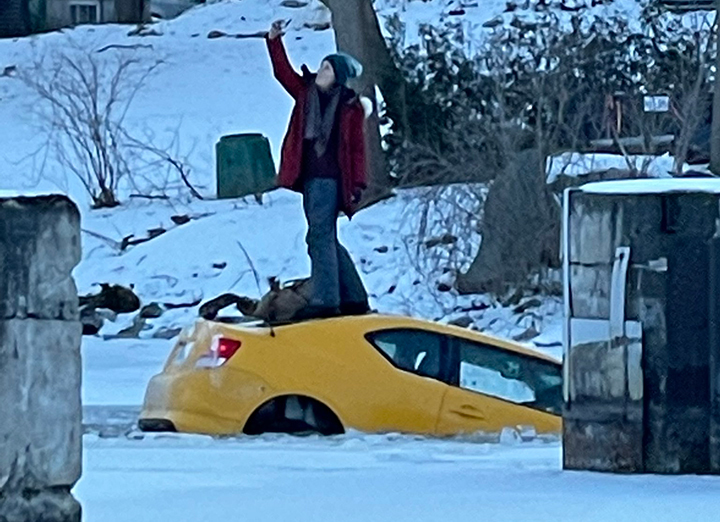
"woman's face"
315,60,336,90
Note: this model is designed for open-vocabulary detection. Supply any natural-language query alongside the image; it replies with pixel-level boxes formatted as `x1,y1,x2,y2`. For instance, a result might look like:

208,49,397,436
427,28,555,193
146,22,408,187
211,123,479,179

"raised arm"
266,32,304,100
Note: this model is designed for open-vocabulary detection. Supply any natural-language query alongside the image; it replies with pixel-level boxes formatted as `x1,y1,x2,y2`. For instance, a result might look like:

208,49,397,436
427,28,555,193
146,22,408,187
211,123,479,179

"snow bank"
580,177,720,195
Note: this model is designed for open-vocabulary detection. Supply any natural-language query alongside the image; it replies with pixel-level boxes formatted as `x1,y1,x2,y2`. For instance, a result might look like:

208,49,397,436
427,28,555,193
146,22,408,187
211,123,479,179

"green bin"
216,133,277,199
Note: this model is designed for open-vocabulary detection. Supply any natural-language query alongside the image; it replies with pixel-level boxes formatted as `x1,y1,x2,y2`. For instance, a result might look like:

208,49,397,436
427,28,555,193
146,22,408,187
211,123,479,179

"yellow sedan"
139,315,561,437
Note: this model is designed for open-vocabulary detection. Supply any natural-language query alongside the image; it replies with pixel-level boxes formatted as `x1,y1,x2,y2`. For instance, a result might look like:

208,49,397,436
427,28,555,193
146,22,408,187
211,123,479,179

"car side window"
367,329,445,381
455,339,562,415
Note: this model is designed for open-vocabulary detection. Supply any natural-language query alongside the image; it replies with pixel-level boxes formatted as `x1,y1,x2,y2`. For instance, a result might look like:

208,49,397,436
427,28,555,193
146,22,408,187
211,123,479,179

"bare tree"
18,41,163,208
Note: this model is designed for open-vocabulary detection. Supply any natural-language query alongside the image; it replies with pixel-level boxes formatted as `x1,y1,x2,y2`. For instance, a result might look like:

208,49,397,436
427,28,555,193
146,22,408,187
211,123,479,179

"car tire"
243,395,343,436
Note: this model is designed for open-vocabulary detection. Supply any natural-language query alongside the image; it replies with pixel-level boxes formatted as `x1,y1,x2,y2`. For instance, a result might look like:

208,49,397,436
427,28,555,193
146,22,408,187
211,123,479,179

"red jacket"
266,36,367,217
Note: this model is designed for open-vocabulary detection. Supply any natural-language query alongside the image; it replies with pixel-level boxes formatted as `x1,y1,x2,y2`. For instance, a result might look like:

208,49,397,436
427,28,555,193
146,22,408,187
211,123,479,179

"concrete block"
0,196,80,321
0,319,82,490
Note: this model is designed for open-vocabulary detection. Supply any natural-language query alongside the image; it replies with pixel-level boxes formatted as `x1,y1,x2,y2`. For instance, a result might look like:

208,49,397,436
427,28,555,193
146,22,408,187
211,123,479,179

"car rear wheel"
243,395,344,436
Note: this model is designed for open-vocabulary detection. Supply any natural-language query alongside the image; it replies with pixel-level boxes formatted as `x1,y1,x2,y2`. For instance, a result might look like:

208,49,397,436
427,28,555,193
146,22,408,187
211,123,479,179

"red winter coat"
266,36,367,218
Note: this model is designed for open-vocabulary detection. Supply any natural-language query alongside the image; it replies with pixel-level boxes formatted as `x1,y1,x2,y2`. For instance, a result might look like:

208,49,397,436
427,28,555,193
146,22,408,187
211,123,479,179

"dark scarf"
304,83,342,157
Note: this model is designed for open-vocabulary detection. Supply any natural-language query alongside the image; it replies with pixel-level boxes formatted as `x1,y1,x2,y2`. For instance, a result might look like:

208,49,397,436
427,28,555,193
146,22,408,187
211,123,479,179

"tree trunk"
711,3,720,174
456,149,561,294
320,0,407,198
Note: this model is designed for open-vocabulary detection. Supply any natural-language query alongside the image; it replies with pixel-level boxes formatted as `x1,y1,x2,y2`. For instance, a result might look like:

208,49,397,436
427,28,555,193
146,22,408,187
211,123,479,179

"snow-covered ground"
75,433,720,521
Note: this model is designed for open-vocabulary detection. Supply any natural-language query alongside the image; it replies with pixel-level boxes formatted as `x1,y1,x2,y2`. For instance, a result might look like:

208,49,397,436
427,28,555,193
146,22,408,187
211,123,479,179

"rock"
80,307,104,335
437,282,453,293
212,262,228,270
512,325,540,342
281,0,308,6
483,16,504,28
1,64,17,77
79,284,141,314
152,327,183,340
139,302,164,319
449,316,474,328
170,214,191,225
374,246,389,254
104,315,146,340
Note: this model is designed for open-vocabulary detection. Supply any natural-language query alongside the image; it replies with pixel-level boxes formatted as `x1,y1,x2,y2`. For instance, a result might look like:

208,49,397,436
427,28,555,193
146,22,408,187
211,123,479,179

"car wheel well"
243,395,344,436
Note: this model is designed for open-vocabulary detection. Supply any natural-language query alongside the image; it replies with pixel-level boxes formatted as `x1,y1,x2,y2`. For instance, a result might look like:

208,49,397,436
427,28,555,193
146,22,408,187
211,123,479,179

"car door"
435,336,562,436
364,329,452,435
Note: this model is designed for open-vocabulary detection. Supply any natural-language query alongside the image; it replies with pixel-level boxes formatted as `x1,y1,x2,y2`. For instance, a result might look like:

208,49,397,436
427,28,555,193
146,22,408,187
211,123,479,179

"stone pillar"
564,181,720,474
0,195,82,522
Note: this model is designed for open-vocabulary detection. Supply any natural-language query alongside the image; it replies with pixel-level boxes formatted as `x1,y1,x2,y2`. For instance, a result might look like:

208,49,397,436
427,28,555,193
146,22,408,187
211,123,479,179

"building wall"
0,0,31,37
46,0,122,28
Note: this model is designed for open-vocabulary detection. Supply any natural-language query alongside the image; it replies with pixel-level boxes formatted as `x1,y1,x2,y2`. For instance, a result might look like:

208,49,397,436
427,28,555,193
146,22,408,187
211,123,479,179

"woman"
266,20,370,320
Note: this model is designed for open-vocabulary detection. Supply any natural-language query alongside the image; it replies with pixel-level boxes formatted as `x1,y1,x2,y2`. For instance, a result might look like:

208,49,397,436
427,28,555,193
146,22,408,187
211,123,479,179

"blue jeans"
302,178,368,309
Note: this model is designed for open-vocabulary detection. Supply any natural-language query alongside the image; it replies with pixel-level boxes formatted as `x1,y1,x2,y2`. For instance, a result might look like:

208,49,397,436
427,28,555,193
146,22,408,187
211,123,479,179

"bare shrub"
17,41,163,208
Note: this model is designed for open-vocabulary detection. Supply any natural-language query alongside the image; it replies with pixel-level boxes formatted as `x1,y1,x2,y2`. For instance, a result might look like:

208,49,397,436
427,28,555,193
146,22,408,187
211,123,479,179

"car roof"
215,313,560,364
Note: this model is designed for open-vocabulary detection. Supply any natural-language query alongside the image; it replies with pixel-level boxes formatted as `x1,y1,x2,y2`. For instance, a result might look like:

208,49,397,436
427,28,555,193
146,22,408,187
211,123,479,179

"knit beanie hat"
322,52,363,86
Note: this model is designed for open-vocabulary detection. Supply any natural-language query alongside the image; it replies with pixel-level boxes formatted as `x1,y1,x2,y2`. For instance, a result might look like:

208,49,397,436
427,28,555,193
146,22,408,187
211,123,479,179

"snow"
74,433,720,521
546,152,677,184
82,337,173,406
374,0,712,55
580,178,720,195
0,0,337,200
0,189,66,198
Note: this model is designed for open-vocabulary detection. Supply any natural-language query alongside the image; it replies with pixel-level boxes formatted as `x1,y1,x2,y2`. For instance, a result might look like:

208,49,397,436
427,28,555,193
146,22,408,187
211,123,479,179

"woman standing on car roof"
266,20,370,321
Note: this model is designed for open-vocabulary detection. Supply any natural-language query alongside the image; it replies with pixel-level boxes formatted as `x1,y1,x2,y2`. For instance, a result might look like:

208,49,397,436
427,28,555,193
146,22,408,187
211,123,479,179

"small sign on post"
644,95,670,113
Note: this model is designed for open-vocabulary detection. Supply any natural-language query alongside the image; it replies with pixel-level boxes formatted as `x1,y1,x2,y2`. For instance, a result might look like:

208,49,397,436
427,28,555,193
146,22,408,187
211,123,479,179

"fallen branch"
121,227,166,251
81,228,122,250
129,193,170,200
207,30,269,39
163,297,203,309
97,44,154,54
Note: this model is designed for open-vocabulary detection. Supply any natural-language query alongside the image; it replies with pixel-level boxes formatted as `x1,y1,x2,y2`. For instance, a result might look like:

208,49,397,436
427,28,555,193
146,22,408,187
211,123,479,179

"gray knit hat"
322,52,363,86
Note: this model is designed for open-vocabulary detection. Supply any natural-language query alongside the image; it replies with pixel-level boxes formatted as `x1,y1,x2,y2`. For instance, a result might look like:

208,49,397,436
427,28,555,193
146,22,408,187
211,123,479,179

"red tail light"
216,338,242,361
196,336,242,368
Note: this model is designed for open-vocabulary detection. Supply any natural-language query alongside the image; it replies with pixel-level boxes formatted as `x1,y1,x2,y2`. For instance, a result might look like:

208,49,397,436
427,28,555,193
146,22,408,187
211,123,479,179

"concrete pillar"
563,180,720,474
0,195,82,522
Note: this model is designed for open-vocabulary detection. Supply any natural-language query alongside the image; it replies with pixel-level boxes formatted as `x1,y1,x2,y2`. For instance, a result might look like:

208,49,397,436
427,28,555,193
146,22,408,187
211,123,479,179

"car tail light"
195,336,242,368
216,337,242,361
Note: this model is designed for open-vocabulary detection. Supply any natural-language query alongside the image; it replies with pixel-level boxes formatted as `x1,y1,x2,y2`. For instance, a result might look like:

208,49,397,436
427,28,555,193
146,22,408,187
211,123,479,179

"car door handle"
450,404,486,420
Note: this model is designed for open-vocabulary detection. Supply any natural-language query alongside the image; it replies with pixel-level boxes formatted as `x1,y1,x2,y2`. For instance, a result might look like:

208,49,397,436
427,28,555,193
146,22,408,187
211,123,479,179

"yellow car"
139,315,562,437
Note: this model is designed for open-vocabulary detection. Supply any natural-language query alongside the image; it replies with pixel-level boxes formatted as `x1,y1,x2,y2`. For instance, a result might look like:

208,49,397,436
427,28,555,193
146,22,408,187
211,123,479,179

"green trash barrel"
216,133,277,199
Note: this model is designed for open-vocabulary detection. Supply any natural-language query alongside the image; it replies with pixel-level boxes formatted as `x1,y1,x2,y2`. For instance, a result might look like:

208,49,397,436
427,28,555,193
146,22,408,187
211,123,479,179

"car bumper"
139,368,273,435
